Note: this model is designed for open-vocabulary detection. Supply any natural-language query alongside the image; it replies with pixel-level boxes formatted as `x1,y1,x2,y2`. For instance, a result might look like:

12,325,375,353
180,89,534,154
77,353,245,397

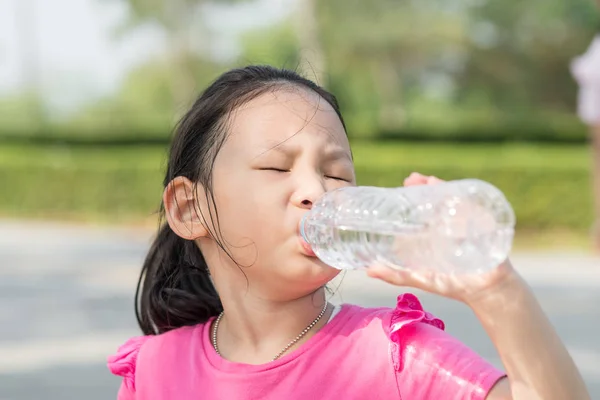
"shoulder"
341,295,505,398
340,293,445,370
107,324,204,392
107,335,150,392
342,292,444,333
387,293,445,370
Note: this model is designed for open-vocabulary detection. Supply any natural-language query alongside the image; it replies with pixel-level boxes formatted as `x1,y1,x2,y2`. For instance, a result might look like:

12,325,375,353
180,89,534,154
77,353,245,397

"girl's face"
203,87,355,300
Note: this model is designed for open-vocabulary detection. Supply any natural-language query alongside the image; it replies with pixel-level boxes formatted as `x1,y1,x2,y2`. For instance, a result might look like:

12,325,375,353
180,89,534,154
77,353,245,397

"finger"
367,262,452,294
403,172,428,186
366,263,424,288
426,175,445,185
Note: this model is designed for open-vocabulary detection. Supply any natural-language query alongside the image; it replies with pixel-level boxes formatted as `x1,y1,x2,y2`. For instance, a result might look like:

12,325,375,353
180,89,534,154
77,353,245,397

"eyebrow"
322,147,353,162
263,143,353,162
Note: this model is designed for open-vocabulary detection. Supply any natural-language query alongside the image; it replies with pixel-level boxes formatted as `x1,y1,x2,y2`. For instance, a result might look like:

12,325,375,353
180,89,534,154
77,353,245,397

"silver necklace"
212,301,329,361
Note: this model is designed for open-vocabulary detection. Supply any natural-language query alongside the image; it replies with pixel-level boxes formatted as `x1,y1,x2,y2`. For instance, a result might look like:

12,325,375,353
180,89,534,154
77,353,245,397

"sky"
0,0,294,113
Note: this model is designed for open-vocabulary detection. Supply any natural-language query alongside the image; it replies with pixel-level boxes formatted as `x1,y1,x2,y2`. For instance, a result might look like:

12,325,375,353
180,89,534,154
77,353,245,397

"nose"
291,174,326,210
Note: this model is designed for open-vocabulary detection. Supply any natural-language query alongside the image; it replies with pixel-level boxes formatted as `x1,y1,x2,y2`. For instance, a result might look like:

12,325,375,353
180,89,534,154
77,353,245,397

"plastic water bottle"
299,179,515,274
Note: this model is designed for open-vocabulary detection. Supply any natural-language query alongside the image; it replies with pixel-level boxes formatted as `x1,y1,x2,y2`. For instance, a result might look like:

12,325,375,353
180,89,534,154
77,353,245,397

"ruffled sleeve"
107,336,151,394
388,293,506,400
388,293,445,371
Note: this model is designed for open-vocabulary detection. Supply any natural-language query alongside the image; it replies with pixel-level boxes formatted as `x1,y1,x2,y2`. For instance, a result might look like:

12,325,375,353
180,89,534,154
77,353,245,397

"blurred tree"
316,0,470,136
14,0,47,131
588,0,600,250
107,0,243,114
0,93,47,134
240,22,301,68
96,0,600,142
294,0,327,86
66,56,225,137
458,0,599,112
308,0,599,138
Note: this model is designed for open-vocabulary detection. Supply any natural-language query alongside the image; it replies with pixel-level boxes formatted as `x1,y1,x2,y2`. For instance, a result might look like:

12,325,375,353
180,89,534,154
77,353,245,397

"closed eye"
259,167,289,173
325,175,350,182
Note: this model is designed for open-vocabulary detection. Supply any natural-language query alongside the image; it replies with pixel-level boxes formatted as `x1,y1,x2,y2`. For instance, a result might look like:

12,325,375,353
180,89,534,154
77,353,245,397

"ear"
163,176,209,240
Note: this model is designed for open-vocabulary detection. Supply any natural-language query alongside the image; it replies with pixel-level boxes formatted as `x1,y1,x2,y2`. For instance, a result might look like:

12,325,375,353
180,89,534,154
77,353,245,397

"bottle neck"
299,214,309,241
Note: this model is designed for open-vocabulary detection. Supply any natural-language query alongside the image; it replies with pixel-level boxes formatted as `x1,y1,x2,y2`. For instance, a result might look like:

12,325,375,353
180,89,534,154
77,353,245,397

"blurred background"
1,0,600,399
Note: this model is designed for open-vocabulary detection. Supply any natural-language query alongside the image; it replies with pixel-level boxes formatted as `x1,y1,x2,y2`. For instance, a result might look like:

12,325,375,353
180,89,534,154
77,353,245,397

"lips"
297,220,317,257
299,236,317,257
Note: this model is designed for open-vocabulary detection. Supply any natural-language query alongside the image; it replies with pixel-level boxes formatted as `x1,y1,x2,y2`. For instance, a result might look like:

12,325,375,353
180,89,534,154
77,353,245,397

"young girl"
107,66,589,399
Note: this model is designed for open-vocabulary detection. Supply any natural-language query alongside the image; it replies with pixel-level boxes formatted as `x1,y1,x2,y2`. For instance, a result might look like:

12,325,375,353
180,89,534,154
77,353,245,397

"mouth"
299,236,317,257
297,222,317,257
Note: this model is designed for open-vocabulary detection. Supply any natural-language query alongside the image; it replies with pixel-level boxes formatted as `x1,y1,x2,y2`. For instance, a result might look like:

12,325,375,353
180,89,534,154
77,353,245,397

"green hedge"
0,144,165,223
377,108,589,143
0,111,591,146
0,142,593,230
356,166,591,230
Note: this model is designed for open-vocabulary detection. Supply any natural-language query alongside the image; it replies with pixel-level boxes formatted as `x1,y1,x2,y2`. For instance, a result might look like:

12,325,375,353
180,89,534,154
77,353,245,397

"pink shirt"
108,293,505,399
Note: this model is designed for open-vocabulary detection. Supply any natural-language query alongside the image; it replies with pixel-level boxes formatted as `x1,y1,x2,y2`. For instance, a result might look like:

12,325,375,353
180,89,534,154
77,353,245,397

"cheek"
210,173,287,249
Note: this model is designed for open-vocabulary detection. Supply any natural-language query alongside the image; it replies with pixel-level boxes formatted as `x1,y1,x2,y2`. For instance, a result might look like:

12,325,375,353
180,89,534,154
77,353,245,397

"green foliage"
91,0,599,143
0,142,592,230
0,144,165,222
381,102,588,142
239,22,302,69
0,94,48,135
110,0,246,32
49,57,228,140
2,1,599,144
313,0,599,138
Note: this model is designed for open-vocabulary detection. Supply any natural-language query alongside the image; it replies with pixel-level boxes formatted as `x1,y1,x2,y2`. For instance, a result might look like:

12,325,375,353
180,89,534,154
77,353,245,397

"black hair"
136,65,347,335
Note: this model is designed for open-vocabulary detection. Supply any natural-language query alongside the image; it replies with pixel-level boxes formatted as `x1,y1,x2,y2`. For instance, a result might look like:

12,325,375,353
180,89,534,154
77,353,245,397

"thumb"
403,172,428,187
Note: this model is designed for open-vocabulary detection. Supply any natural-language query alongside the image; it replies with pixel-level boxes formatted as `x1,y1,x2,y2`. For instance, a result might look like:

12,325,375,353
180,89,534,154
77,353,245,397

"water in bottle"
299,179,515,274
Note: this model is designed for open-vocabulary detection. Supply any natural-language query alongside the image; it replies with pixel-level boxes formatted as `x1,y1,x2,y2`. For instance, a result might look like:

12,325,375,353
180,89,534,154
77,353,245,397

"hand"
366,172,519,306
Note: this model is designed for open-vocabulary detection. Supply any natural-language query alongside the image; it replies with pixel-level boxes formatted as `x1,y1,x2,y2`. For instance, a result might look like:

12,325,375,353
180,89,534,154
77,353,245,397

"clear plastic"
299,179,515,274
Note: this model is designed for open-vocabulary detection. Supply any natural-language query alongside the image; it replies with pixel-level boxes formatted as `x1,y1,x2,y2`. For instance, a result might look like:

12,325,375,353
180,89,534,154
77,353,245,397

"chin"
297,257,340,287
266,258,340,301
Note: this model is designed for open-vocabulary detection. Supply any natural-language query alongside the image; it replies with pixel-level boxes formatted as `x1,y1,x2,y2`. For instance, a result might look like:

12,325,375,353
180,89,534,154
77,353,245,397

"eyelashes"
259,168,289,173
325,175,349,182
259,168,349,182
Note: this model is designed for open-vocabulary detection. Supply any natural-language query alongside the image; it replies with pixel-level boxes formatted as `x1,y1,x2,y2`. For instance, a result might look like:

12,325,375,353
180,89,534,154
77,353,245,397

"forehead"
224,87,350,155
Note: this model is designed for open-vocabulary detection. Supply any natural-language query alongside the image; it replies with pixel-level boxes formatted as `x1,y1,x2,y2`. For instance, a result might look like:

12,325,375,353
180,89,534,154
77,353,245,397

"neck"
214,288,330,364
